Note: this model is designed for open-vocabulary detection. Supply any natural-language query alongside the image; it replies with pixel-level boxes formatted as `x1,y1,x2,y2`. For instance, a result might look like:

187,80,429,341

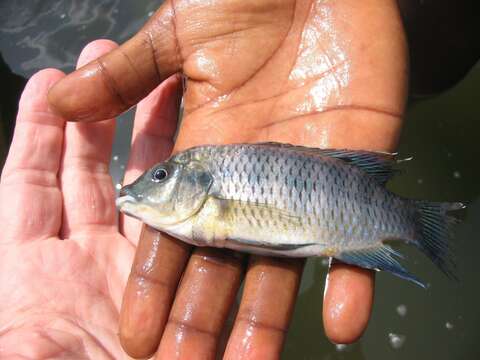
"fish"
116,142,463,287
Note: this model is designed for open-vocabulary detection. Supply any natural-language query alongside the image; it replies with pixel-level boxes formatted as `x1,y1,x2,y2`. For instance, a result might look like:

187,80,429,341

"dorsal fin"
255,142,398,185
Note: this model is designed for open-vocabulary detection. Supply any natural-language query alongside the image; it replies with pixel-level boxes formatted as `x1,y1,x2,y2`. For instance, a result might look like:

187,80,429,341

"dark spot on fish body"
271,172,280,188
307,189,312,204
311,201,318,217
288,164,294,177
312,177,318,193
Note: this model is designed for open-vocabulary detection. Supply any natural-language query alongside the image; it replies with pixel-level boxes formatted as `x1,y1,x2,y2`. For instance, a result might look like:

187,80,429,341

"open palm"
5,0,409,359
0,41,182,358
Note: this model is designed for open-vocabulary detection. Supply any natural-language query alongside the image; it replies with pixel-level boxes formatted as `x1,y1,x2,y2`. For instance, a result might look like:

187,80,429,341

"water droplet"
388,333,406,349
148,10,154,17
396,304,407,317
120,165,125,170
417,178,424,185
60,13,66,19
115,183,122,190
445,321,454,330
335,344,347,352
453,171,461,179
321,257,330,267
113,155,119,161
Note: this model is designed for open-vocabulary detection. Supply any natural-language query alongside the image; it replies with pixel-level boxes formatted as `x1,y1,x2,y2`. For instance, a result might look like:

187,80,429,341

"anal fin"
335,245,426,288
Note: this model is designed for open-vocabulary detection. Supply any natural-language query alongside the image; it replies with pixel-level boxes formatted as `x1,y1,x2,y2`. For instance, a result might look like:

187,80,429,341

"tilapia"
116,143,463,287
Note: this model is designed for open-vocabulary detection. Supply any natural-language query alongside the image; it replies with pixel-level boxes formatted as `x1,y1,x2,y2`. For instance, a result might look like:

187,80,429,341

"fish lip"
116,195,137,209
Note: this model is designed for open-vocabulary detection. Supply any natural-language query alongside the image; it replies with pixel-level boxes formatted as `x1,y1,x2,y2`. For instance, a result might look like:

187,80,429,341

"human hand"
0,40,181,358
47,0,408,358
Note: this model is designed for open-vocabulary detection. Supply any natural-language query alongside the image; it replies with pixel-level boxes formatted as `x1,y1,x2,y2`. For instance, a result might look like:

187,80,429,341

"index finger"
47,4,180,122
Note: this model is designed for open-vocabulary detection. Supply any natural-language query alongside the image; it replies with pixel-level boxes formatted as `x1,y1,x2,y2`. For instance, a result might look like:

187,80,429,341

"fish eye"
152,167,168,182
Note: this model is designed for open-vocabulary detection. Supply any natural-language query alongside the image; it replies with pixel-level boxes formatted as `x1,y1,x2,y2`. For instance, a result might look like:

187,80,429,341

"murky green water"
1,1,479,359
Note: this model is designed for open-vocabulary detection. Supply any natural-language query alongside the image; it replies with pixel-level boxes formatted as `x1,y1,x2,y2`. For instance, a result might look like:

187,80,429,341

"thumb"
48,4,181,122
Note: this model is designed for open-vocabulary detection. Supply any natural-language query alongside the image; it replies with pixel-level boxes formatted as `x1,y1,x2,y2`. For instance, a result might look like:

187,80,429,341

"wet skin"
0,0,407,359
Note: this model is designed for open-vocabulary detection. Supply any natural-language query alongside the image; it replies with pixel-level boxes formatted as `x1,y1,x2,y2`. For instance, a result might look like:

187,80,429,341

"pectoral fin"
212,196,303,228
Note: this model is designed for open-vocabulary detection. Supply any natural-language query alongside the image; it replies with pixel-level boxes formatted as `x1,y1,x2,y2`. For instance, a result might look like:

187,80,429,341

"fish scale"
118,142,463,287
178,144,412,250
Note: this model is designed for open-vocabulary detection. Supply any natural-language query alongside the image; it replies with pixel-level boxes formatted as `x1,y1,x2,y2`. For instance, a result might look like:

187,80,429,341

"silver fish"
117,143,463,287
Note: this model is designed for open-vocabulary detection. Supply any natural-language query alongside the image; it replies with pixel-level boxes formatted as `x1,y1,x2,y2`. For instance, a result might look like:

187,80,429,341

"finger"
323,263,375,344
121,74,182,244
119,226,191,359
59,40,118,239
119,75,182,357
155,248,244,360
48,4,181,122
0,69,65,243
224,256,304,360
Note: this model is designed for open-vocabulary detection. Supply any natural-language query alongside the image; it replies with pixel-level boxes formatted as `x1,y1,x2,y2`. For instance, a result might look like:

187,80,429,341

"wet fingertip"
46,72,98,121
323,264,375,344
119,332,157,360
118,290,162,359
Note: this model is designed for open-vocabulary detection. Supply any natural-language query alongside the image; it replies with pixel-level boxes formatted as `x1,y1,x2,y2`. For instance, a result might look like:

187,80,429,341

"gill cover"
174,160,213,220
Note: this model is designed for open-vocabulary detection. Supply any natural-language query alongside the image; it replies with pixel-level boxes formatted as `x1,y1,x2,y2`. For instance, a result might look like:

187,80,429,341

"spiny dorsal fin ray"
255,142,399,185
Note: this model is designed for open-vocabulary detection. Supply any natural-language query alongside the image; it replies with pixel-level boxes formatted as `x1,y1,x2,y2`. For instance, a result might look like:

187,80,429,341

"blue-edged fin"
413,201,464,280
256,142,398,185
335,245,426,288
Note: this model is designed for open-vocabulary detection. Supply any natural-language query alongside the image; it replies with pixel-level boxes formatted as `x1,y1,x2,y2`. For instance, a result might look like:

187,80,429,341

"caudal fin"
414,201,464,280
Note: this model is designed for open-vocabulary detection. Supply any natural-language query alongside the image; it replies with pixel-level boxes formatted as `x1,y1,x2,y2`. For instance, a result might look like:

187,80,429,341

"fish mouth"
116,195,137,209
116,195,147,223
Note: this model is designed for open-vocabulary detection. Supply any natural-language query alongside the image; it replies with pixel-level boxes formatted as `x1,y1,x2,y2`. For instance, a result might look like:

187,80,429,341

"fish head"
116,159,213,228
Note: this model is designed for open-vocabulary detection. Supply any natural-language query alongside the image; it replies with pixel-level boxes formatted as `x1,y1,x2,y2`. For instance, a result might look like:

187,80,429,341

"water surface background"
1,1,479,359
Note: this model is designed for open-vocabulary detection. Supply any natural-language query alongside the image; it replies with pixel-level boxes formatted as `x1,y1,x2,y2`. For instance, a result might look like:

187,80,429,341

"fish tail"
413,200,464,280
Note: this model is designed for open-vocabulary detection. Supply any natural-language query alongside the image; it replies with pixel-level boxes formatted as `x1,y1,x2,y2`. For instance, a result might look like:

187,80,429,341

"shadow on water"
0,1,479,359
